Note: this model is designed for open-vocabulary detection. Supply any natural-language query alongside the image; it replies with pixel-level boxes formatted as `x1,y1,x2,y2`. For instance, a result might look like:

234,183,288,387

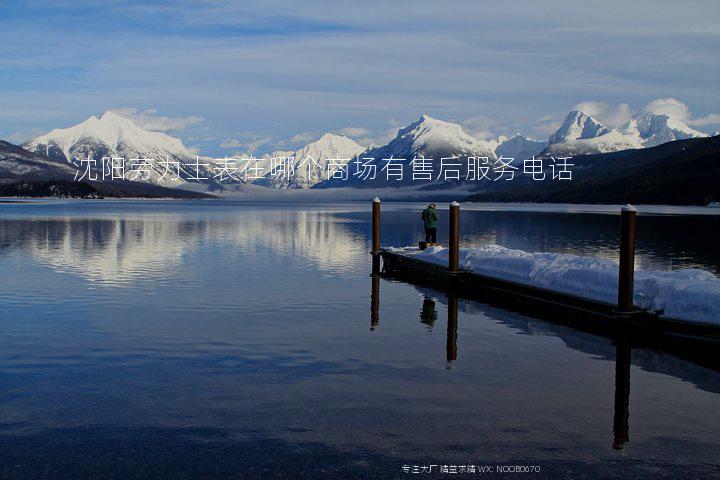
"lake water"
0,200,718,479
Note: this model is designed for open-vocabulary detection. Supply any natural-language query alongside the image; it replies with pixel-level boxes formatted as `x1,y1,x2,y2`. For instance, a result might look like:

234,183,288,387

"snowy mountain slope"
0,139,213,198
22,111,215,188
548,110,609,145
495,134,548,159
543,109,707,156
256,134,365,189
0,139,78,180
619,112,707,147
466,135,720,205
316,114,497,188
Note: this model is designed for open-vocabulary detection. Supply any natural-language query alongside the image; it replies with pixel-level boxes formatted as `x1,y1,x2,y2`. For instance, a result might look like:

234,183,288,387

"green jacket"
421,207,439,229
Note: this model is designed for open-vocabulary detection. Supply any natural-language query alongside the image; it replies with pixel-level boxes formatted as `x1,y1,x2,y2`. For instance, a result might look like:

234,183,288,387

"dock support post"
449,201,460,272
617,205,637,315
372,197,381,273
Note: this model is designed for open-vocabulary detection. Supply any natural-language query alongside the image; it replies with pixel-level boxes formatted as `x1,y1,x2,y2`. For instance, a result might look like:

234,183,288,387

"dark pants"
424,227,436,244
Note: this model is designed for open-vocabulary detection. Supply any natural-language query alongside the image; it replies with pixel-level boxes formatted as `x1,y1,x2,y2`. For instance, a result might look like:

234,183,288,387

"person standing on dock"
421,204,439,246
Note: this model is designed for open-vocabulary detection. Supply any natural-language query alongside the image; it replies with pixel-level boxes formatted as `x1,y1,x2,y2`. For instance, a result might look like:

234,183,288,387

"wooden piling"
372,197,381,255
449,201,460,272
617,205,637,315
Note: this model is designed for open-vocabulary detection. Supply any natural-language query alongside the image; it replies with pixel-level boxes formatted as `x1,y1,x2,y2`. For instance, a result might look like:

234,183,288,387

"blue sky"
1,0,719,156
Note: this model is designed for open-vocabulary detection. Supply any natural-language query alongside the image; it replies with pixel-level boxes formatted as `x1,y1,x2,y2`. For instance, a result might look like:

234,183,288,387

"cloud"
532,115,562,137
687,113,720,126
3,128,45,144
642,98,720,127
642,98,691,121
220,138,243,148
220,135,271,154
110,108,205,132
244,137,272,154
574,101,632,127
290,132,317,144
463,116,503,140
336,126,370,137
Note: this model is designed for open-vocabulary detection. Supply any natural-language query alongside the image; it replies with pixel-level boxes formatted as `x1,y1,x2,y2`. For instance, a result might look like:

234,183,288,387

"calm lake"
0,200,718,479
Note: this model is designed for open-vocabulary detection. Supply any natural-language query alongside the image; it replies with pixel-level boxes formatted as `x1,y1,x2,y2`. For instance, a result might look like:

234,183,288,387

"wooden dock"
370,199,720,362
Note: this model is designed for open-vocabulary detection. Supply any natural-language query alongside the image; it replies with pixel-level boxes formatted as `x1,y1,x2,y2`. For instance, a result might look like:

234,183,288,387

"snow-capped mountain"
548,110,610,145
22,111,210,187
0,139,213,198
495,134,548,159
542,109,707,156
383,114,497,159
1,139,78,180
618,112,707,147
317,114,497,188
542,110,637,155
256,133,365,189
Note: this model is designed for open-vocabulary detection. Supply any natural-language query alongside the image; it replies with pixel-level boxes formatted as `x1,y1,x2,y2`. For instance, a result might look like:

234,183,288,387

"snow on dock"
387,244,720,325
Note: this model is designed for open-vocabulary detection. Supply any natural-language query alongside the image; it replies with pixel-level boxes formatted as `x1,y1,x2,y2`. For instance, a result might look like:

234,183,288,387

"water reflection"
370,272,380,331
613,340,632,450
446,295,458,369
368,273,718,453
0,202,718,477
0,211,363,286
419,297,438,331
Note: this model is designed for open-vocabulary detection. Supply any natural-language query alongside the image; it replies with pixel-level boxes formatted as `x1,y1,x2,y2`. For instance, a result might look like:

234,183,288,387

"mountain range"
542,109,707,156
466,134,720,205
2,106,715,197
0,139,212,199
22,111,213,188
254,133,365,189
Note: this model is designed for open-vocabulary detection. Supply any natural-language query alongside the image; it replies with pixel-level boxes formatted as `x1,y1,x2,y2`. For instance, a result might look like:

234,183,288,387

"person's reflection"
446,295,459,369
370,272,380,331
613,340,632,450
419,297,438,331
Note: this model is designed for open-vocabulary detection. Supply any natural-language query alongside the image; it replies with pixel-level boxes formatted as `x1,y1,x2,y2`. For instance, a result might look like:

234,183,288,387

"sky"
1,0,719,157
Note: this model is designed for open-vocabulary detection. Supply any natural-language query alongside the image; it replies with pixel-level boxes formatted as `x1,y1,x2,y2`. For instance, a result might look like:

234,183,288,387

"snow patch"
387,244,720,324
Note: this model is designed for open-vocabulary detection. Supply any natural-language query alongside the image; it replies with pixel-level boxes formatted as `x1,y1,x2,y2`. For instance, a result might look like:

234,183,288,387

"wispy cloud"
643,98,720,127
110,108,205,132
336,126,370,137
289,132,317,145
574,101,633,128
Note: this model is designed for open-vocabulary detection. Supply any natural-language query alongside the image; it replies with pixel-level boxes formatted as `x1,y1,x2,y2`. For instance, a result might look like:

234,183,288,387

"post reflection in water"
446,295,459,369
613,340,632,450
369,272,636,449
419,297,438,330
370,272,380,331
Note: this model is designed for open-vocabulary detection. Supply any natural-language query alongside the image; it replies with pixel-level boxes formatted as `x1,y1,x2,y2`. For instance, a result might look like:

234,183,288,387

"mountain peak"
549,109,609,145
99,110,129,122
316,132,350,143
22,111,194,182
621,111,707,147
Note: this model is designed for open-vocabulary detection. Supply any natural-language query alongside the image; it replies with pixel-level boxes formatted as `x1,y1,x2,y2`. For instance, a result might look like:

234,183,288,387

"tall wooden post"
448,201,460,272
617,205,637,315
372,197,381,254
372,197,381,273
